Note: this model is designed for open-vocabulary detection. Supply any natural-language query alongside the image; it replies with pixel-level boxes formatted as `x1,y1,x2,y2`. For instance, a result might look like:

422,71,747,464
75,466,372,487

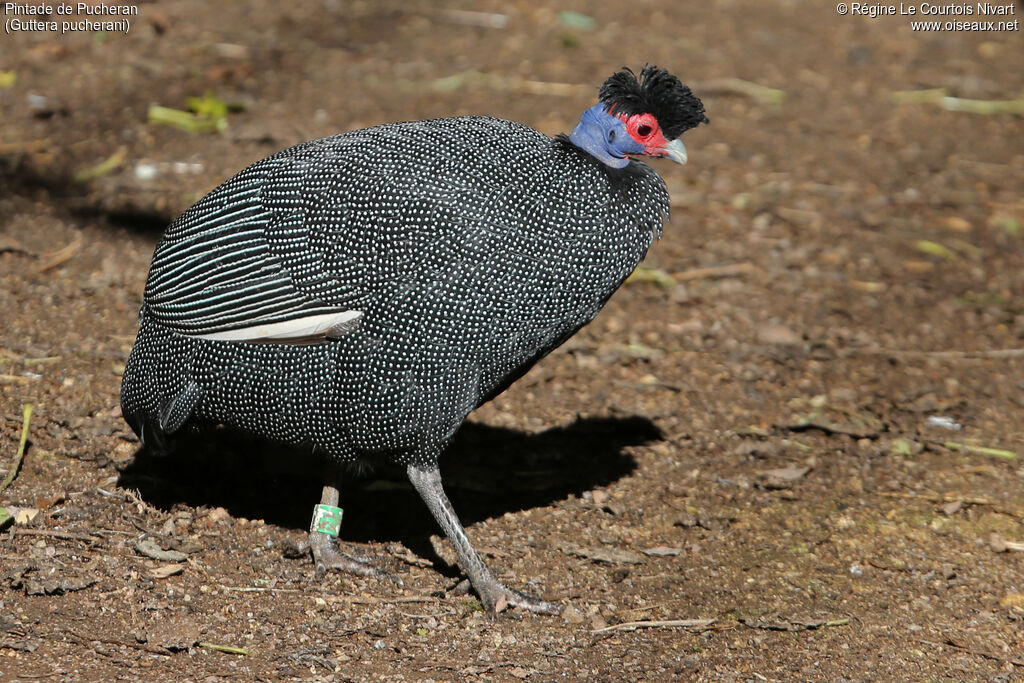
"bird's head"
569,65,708,169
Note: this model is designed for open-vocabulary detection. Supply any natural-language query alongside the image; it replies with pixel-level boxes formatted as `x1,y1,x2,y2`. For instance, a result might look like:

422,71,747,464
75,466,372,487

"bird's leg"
309,471,396,583
407,463,560,615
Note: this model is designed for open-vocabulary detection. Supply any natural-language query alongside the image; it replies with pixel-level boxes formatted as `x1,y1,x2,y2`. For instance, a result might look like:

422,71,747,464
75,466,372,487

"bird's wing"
143,117,562,344
143,135,383,342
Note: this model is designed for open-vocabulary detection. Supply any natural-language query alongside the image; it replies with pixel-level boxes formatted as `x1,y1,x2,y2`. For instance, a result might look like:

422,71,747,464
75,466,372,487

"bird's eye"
625,114,659,142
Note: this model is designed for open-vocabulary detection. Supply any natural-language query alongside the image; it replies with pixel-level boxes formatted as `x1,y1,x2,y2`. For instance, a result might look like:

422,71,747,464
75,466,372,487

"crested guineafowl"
121,65,707,615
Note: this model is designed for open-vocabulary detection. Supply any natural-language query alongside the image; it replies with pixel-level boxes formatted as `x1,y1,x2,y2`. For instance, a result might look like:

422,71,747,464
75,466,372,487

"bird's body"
122,66,706,614
122,117,667,461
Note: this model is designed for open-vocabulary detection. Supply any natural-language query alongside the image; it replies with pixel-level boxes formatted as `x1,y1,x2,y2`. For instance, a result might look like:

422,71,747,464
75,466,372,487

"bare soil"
2,2,1023,681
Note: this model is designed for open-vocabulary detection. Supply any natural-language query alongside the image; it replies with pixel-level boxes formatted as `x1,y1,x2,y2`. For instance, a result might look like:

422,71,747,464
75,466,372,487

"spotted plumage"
121,66,706,614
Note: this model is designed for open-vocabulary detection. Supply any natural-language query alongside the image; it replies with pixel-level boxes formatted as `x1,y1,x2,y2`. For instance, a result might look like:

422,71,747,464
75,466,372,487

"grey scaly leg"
407,463,560,615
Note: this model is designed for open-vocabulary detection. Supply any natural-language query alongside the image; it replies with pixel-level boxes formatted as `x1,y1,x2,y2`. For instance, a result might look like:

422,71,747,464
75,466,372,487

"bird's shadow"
117,416,660,549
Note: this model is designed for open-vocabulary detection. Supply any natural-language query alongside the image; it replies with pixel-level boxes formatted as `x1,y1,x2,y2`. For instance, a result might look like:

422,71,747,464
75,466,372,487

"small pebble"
926,415,961,431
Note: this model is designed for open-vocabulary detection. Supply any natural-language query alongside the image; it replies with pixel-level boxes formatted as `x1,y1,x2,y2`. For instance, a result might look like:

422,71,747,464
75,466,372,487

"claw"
484,584,561,616
309,529,404,586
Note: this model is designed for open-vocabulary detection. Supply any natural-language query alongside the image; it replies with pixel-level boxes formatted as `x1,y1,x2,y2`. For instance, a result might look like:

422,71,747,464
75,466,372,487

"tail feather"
158,380,203,434
121,314,204,455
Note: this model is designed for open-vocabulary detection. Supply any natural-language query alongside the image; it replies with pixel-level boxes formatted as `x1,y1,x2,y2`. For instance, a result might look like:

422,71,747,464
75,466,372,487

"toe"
310,532,403,584
477,580,560,616
501,588,561,616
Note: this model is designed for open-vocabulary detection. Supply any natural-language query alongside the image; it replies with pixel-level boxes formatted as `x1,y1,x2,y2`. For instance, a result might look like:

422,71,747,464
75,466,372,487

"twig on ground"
699,78,785,105
72,147,126,183
0,375,38,384
37,235,83,273
104,486,159,515
914,637,1024,666
942,441,1018,461
874,491,1023,520
1,404,33,493
148,104,228,134
421,70,591,98
11,528,102,543
0,139,51,155
940,96,1024,115
840,347,1024,360
397,608,458,619
674,262,758,282
436,9,508,29
198,642,252,656
65,630,173,657
324,594,442,606
592,618,716,634
890,88,949,104
891,88,1024,115
738,616,851,631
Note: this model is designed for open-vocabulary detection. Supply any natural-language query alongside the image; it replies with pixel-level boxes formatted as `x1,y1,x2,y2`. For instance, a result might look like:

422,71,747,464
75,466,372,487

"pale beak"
659,138,689,165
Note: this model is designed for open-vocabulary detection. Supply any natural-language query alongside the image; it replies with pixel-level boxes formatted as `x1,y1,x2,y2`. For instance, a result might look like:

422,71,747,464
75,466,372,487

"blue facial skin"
568,104,645,169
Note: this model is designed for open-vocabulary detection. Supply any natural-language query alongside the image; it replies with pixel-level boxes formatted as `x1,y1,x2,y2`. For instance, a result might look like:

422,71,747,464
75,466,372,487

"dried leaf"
999,593,1024,609
135,538,188,562
989,535,1024,552
561,603,586,624
1,507,41,526
625,266,676,289
914,239,955,260
758,324,802,346
780,412,882,438
760,466,810,482
940,500,963,516
888,437,922,456
146,616,200,651
565,544,644,565
557,10,596,30
24,573,96,596
940,216,972,232
148,564,185,579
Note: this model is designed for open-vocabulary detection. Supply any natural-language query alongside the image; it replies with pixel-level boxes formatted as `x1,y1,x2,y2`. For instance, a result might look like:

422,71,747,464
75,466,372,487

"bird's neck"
568,104,634,169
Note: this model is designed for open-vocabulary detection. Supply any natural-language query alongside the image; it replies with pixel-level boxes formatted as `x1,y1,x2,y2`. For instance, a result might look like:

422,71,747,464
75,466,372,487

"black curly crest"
599,65,708,140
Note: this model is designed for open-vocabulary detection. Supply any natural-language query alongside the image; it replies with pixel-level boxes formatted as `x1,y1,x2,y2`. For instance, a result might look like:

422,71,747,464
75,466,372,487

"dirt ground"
2,1,1023,681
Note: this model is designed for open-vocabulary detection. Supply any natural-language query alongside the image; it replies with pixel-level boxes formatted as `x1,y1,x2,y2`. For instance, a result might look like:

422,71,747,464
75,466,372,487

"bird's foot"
308,531,403,586
473,576,561,616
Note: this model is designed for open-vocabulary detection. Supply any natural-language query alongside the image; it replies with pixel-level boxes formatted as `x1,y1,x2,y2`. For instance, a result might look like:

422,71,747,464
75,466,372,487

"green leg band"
311,504,344,537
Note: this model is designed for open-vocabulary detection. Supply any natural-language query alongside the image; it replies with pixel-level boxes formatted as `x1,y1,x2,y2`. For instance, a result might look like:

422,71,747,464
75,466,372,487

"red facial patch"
617,112,670,157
